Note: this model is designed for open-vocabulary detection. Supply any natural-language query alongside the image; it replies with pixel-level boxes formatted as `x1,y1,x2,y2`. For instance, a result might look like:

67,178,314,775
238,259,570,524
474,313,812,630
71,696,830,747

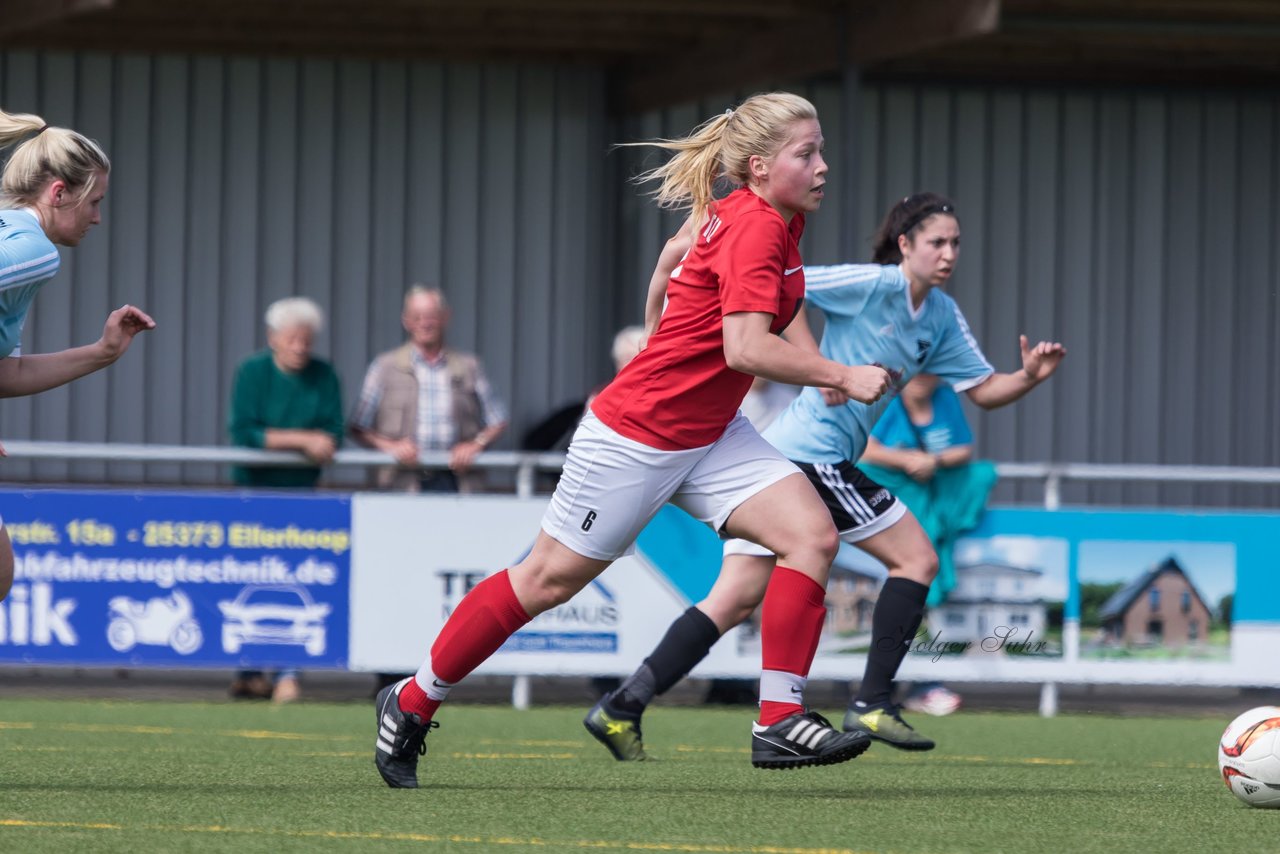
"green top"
228,349,345,488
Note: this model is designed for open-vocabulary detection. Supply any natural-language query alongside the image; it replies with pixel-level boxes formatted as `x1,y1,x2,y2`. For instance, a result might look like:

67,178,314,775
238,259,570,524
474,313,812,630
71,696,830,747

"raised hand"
902,450,938,483
302,432,338,464
99,304,156,361
389,437,420,467
1019,334,1066,382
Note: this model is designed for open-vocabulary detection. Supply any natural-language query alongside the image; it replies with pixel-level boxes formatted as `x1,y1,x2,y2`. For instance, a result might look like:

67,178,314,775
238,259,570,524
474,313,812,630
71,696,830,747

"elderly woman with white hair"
228,296,344,489
227,296,344,703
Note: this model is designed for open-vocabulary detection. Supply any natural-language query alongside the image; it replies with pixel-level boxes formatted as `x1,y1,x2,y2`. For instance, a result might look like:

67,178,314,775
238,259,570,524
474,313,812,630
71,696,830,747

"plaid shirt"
351,348,506,450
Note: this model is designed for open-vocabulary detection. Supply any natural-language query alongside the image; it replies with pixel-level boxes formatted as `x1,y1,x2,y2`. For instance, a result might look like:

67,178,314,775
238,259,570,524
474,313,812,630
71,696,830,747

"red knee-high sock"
758,566,827,726
399,569,531,721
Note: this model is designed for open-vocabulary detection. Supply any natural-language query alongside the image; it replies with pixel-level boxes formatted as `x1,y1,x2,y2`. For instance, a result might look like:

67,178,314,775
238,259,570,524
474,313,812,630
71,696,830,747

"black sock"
854,577,930,708
612,606,721,714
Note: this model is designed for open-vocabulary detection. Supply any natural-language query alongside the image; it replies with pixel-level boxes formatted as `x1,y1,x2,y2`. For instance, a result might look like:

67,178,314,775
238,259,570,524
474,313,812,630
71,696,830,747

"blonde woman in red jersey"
373,92,891,787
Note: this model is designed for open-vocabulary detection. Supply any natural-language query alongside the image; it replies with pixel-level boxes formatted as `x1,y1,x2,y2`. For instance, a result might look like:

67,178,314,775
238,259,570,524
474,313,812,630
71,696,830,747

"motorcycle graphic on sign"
106,590,204,655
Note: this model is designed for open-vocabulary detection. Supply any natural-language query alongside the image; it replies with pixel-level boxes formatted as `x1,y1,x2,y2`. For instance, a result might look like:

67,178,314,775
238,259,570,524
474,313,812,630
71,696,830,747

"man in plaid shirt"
350,285,507,494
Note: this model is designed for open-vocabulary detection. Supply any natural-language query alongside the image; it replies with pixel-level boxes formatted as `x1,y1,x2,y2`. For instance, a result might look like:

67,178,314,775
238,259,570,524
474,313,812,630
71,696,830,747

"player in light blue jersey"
587,192,1065,760
0,106,155,602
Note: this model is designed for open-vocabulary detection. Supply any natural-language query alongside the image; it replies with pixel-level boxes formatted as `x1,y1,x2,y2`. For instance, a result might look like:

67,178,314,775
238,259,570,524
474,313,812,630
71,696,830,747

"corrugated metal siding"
0,51,613,486
613,80,1280,509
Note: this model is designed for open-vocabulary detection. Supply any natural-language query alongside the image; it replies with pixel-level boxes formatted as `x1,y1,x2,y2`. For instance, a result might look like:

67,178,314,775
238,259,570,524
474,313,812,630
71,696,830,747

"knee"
781,522,838,568
812,525,840,566
520,575,577,614
509,561,580,615
905,549,939,584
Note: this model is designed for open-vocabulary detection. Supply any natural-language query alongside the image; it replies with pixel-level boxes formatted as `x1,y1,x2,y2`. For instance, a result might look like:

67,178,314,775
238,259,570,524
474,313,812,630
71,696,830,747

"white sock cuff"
758,669,806,705
415,666,454,702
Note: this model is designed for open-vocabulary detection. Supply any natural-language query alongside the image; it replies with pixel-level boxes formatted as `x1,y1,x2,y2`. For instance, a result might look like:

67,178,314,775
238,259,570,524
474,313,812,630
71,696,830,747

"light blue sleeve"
922,293,994,392
0,218,61,359
802,264,891,317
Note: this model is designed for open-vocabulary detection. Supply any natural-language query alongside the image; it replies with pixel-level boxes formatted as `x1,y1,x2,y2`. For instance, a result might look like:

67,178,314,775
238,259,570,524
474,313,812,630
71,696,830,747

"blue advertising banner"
0,489,350,669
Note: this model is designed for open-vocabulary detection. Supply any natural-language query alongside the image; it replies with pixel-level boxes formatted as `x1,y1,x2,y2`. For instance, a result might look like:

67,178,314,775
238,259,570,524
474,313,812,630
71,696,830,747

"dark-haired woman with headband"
587,192,1066,759
0,108,156,603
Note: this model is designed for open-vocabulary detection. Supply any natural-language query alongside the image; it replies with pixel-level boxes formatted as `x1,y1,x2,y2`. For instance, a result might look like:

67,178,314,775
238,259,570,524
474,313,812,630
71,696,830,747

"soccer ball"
1218,705,1280,808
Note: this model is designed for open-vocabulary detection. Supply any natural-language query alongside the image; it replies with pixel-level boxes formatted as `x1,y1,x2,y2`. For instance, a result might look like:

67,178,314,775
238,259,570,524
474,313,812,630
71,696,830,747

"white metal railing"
0,441,570,499
4,440,1279,507
992,461,1280,509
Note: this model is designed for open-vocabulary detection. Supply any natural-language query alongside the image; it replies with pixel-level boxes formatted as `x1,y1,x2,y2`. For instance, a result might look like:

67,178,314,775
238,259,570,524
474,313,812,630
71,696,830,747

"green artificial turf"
0,698,1274,853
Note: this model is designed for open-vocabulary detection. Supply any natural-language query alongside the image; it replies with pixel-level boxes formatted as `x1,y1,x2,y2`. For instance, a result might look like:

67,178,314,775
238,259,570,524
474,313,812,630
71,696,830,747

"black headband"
898,202,954,238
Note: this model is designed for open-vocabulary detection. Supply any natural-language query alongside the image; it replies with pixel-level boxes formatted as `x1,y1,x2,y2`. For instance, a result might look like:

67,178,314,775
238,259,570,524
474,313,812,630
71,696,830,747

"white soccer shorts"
541,411,800,562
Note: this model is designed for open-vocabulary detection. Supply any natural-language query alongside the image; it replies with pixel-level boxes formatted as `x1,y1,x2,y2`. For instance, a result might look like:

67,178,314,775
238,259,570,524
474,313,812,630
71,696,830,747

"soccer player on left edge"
0,107,155,603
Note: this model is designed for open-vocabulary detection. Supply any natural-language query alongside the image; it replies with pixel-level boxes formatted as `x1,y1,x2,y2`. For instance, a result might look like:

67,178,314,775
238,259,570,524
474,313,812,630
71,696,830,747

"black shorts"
796,460,900,535
722,458,908,557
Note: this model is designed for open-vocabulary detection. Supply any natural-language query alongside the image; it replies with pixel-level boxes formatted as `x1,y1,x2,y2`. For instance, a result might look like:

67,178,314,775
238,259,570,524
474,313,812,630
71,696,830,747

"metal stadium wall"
0,51,614,489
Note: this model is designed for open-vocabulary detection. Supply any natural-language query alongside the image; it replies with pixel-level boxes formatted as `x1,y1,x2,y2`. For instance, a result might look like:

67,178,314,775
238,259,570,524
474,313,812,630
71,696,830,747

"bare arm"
0,305,155,399
934,445,974,467
350,425,419,466
780,305,821,355
262,428,337,464
781,306,850,406
449,420,508,472
722,311,889,404
966,335,1067,410
643,221,694,339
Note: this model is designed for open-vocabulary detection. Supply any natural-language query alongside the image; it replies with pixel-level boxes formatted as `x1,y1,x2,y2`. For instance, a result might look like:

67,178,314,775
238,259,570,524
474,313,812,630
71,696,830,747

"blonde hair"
626,92,817,235
0,108,110,207
265,297,325,334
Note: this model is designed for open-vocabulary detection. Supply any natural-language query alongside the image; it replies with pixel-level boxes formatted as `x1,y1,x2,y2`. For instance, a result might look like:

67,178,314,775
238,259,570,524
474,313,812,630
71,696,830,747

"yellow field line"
453,752,579,760
0,720,1218,771
0,720,357,741
0,818,880,853
1,820,122,831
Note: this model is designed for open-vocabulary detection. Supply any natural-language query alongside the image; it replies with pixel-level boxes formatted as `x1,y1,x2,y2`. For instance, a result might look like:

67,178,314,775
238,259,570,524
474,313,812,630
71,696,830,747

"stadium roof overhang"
3,0,1279,111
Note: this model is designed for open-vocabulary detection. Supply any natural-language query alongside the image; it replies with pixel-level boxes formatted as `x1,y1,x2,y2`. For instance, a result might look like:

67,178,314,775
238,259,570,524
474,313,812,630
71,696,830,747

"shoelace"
401,718,440,757
884,704,915,730
800,710,835,730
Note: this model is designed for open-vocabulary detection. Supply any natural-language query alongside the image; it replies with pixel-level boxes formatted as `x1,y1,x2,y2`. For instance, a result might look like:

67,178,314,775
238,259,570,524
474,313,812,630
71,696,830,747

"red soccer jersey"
592,187,806,450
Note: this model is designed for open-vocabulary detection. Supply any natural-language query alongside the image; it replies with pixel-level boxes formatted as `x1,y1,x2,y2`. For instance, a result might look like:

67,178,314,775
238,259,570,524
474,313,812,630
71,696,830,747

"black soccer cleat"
751,710,871,769
583,697,650,761
374,678,439,788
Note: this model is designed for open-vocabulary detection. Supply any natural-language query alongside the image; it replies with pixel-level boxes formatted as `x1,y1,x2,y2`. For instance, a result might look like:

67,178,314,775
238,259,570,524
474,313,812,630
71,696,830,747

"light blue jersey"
763,263,993,464
0,208,60,358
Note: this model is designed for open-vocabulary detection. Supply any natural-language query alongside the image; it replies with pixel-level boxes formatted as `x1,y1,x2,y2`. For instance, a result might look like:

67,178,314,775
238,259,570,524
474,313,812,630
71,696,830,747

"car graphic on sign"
218,585,331,656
